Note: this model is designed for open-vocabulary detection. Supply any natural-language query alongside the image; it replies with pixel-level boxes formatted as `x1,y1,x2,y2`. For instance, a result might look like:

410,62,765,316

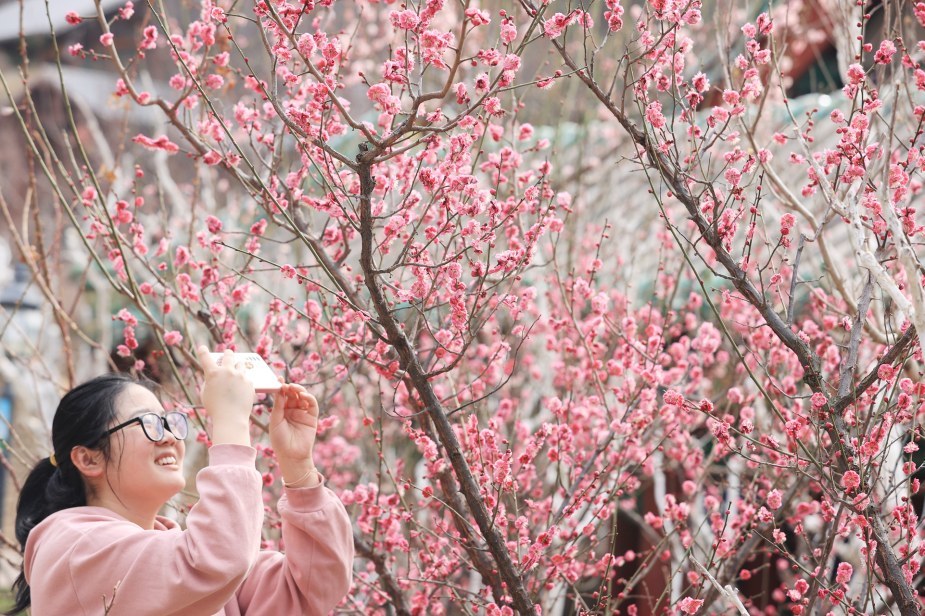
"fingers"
287,384,316,408
197,345,218,372
284,386,317,413
270,384,289,426
197,346,243,374
298,392,319,416
271,385,318,415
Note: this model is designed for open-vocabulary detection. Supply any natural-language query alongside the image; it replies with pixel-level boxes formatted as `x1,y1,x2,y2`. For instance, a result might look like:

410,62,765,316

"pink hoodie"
23,444,354,615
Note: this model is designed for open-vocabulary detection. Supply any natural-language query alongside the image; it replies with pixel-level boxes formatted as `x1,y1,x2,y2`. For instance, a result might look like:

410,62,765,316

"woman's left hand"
269,384,321,487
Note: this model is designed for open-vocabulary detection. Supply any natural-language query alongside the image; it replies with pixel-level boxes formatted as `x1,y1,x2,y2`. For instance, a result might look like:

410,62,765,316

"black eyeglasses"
104,412,189,443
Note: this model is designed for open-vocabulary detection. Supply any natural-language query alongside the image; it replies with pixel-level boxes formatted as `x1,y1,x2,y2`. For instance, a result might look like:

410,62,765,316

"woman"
7,346,354,615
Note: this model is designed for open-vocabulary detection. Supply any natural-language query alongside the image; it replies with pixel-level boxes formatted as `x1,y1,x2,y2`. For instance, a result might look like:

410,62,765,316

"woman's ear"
70,446,105,479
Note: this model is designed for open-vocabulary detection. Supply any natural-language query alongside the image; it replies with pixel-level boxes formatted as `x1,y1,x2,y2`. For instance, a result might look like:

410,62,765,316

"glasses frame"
103,411,189,443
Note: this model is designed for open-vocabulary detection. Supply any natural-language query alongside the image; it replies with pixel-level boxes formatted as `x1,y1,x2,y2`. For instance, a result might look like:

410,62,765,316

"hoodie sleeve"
234,478,355,616
25,444,264,616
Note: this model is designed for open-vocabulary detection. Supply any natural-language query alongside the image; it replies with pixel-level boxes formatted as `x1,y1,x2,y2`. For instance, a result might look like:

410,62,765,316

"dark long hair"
6,373,141,614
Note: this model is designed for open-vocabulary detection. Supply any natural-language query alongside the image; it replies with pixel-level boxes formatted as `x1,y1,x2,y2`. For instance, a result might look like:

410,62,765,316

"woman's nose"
159,420,180,443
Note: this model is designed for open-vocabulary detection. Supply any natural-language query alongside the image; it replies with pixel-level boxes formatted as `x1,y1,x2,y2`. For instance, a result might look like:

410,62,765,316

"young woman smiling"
6,347,354,615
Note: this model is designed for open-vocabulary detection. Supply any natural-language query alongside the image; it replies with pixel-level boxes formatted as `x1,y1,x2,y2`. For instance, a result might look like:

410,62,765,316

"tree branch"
357,144,536,613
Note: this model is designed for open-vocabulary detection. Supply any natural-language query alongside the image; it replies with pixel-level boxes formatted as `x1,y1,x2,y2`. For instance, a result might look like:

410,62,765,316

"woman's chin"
168,476,187,493
152,474,186,499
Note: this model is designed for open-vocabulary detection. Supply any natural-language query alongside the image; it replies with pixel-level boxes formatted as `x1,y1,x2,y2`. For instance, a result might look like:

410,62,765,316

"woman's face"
103,384,187,507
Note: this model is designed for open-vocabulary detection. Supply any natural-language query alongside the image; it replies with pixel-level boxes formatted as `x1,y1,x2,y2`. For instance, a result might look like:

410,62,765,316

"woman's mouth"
155,454,178,467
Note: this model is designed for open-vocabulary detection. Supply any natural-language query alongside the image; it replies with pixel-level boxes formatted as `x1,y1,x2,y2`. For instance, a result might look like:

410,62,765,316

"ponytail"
7,456,87,614
5,373,141,614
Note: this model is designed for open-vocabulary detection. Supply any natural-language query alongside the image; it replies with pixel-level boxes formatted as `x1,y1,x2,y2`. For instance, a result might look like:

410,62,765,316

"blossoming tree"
5,0,925,613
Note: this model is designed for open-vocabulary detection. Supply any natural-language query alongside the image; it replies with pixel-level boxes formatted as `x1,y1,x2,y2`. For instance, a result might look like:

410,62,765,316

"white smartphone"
209,352,282,392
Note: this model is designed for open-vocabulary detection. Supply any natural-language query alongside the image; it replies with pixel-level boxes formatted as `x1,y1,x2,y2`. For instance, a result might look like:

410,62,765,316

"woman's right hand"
197,346,255,447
